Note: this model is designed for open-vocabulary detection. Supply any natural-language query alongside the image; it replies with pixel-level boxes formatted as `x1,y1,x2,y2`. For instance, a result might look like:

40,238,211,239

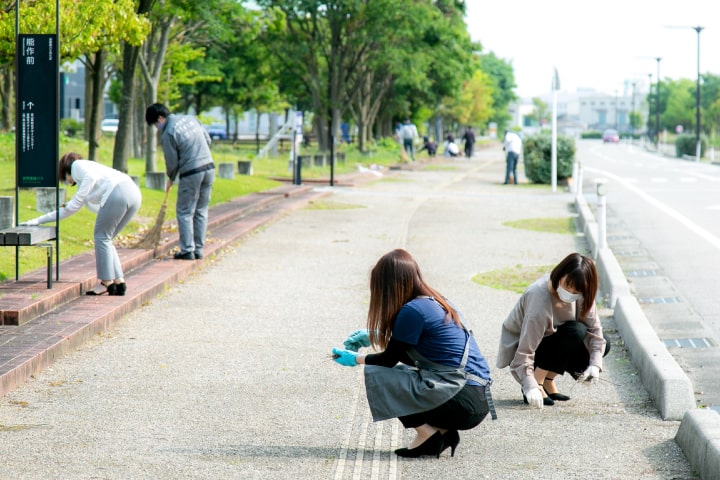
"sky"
465,0,720,99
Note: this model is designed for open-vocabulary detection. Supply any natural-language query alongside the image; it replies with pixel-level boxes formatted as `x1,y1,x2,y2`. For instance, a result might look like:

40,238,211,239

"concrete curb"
675,409,720,480
574,194,695,420
613,295,696,420
574,190,719,477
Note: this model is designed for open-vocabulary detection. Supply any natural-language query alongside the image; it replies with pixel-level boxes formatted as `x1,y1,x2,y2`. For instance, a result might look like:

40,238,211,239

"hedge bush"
523,133,576,184
675,133,708,158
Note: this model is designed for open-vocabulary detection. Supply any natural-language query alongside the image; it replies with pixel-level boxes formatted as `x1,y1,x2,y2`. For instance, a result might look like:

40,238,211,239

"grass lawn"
0,132,407,280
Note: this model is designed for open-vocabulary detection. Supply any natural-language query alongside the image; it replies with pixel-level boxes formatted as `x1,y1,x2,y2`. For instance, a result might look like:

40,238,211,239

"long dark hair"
367,249,459,349
549,252,598,318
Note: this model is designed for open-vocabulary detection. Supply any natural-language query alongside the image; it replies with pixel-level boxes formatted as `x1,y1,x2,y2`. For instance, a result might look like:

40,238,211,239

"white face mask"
557,286,581,303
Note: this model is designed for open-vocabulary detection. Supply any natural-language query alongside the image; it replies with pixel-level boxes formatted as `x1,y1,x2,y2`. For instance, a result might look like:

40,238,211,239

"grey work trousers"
94,180,142,280
176,168,215,256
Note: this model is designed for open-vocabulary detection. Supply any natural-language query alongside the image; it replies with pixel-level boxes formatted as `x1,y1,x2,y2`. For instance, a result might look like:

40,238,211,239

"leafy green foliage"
522,134,576,184
674,133,708,157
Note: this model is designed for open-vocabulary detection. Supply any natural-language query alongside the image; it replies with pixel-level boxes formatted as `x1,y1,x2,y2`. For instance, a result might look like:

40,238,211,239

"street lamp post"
636,55,662,147
655,57,661,148
667,25,704,160
694,26,703,160
631,81,636,138
648,73,652,142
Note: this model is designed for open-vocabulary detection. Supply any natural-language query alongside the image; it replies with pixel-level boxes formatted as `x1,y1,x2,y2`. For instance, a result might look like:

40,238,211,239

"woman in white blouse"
21,152,142,296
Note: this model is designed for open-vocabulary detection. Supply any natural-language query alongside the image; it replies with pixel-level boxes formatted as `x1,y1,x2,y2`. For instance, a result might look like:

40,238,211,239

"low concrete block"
676,409,720,480
613,296,696,420
313,154,325,167
145,172,165,191
36,188,66,214
218,163,235,179
237,160,253,175
0,196,13,229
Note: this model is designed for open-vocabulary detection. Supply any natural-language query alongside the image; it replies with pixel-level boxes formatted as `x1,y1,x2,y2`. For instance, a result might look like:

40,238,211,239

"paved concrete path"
0,147,695,479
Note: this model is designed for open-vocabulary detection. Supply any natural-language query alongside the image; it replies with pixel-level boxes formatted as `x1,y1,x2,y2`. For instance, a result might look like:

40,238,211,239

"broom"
132,189,170,250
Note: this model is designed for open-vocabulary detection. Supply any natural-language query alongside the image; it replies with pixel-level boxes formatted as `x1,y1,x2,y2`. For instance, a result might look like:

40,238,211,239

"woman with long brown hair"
332,249,494,458
497,252,611,408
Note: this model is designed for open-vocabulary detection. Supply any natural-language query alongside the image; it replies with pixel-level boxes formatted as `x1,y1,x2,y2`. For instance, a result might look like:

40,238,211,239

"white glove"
578,365,600,383
524,387,544,409
19,219,39,226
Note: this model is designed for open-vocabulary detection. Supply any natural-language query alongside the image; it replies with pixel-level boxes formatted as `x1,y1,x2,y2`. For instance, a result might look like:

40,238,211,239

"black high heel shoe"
86,282,112,296
522,388,555,406
543,379,570,401
395,432,445,458
109,282,126,296
440,430,460,457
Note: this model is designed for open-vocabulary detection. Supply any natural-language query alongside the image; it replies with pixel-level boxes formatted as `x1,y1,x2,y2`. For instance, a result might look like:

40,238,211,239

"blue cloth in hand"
332,347,358,367
343,329,371,351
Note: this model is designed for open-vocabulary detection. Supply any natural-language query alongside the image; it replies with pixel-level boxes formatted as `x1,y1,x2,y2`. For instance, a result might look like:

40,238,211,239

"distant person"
341,122,351,143
502,130,522,184
145,103,215,260
332,249,495,458
399,118,419,161
418,136,437,157
461,126,476,158
20,152,141,296
496,253,611,409
443,133,460,157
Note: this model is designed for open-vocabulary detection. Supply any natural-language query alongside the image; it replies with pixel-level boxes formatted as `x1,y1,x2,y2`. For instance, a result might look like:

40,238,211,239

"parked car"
602,129,619,143
100,118,119,134
205,124,228,140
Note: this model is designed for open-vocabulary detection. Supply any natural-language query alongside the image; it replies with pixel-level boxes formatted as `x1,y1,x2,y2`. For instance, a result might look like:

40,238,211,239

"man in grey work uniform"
145,103,216,260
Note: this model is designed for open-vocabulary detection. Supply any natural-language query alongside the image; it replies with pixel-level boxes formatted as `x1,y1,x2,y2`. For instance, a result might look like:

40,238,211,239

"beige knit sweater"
496,274,606,394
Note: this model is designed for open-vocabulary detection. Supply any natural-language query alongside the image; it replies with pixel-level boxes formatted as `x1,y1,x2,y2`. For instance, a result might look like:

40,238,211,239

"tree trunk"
139,17,172,173
86,50,106,161
0,68,13,131
112,0,155,173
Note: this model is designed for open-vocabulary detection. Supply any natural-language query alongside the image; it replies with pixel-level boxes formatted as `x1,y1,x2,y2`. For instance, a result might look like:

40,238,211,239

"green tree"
479,52,516,133
527,97,549,128
701,73,720,141
661,78,696,134
0,0,149,147
445,69,494,128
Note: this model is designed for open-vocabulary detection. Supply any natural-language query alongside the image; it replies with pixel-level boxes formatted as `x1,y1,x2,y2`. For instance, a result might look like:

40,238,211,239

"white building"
509,85,651,137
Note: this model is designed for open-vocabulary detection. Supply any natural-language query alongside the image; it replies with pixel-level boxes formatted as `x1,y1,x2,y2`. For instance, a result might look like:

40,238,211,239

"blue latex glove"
332,347,358,367
343,329,371,351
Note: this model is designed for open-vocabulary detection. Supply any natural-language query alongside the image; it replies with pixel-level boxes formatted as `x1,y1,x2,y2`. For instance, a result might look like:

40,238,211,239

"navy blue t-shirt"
392,297,491,385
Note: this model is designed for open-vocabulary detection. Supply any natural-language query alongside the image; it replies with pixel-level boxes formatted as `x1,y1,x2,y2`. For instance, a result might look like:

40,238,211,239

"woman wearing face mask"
19,152,142,296
496,252,610,409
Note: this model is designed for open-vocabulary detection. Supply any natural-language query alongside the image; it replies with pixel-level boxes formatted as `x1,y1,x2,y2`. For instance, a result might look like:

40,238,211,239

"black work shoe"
194,252,203,260
173,251,195,260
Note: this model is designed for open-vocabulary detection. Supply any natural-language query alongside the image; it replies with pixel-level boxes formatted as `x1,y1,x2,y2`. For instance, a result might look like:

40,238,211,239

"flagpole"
551,68,559,192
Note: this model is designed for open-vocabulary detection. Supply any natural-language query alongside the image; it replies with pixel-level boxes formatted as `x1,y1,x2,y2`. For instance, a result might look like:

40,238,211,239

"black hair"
145,103,171,126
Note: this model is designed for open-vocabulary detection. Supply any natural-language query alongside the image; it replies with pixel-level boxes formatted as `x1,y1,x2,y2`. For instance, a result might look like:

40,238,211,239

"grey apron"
364,328,495,422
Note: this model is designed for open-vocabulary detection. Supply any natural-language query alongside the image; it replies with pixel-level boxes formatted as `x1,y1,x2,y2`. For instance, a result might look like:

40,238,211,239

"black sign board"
16,34,58,188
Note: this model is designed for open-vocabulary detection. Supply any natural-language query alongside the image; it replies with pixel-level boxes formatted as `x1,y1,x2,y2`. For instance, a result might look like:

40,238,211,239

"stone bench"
0,226,57,288
218,162,235,179
237,160,253,175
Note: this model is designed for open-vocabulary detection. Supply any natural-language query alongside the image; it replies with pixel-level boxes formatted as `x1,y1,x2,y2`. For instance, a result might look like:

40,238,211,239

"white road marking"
585,166,720,251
